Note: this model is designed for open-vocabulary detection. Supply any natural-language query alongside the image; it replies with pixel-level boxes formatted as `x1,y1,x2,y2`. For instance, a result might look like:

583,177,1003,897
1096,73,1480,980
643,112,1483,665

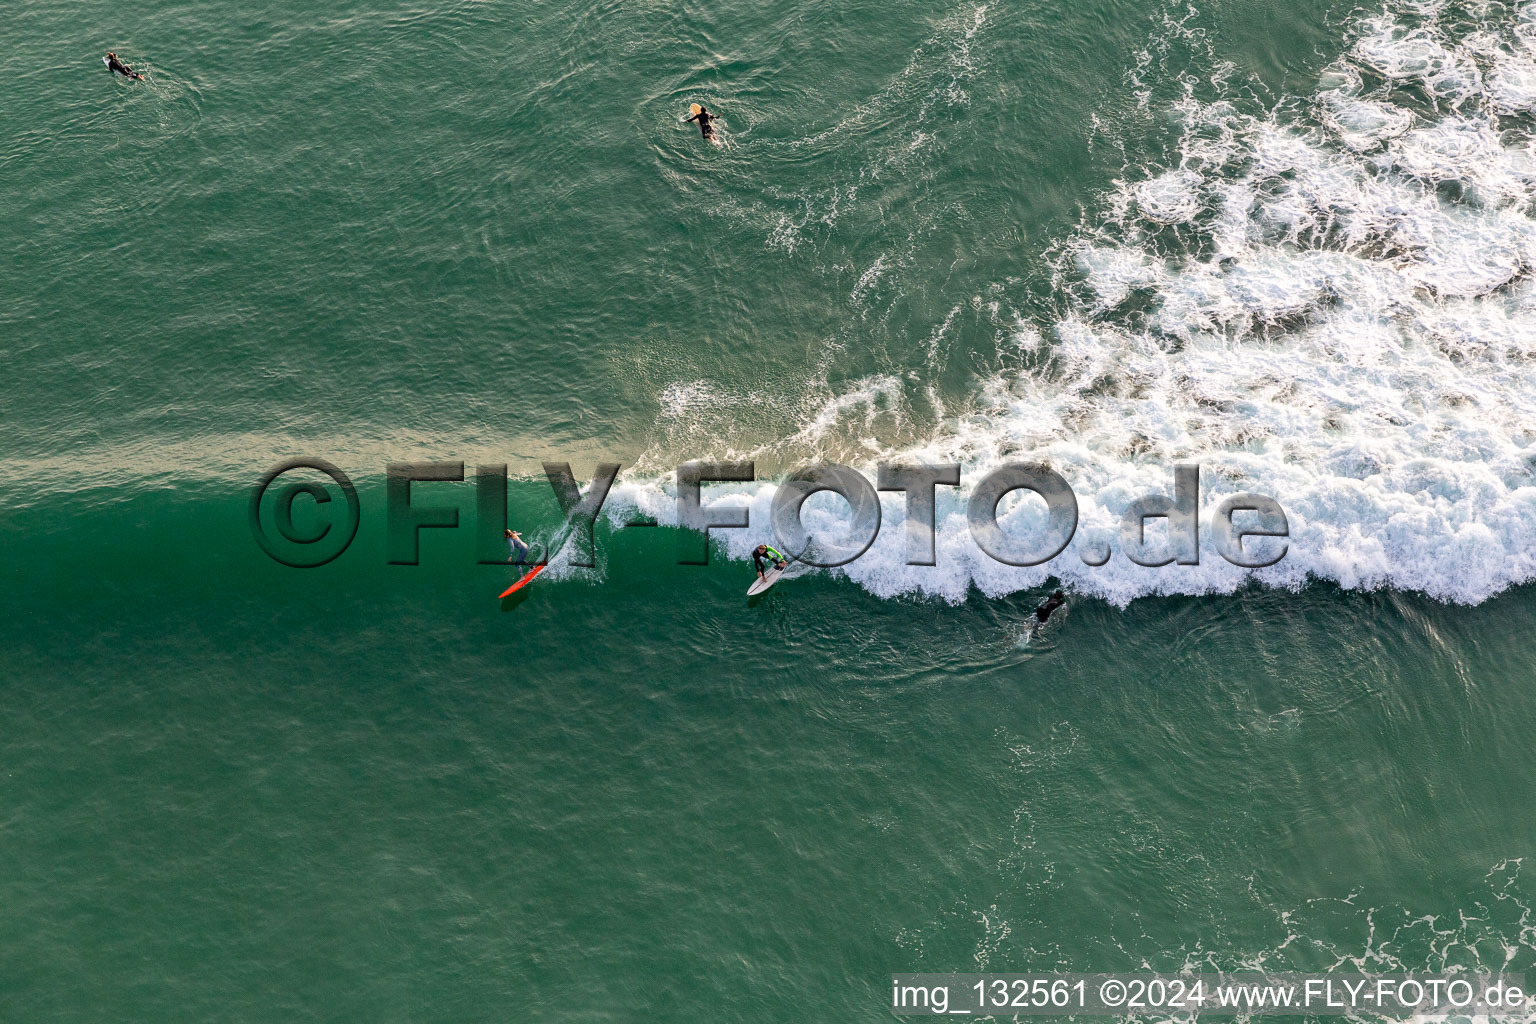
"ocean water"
4,0,1536,1020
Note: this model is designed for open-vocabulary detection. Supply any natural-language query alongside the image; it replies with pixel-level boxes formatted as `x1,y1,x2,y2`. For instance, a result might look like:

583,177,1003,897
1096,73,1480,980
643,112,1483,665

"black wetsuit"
687,108,715,140
107,55,143,80
1034,592,1066,623
753,545,784,576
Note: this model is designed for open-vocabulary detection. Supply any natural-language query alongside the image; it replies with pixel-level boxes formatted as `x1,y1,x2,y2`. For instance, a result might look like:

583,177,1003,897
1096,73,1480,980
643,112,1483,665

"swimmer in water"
105,52,144,81
1034,590,1066,623
685,103,716,141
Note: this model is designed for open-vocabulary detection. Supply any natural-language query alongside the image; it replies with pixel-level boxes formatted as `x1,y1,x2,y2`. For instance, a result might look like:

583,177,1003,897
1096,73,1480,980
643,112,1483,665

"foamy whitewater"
610,1,1536,606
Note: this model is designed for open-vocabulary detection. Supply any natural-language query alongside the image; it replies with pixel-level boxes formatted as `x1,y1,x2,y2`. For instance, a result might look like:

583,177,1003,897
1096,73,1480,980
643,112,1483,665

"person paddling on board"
506,529,530,566
685,103,717,141
105,52,145,81
753,544,786,581
1034,590,1066,623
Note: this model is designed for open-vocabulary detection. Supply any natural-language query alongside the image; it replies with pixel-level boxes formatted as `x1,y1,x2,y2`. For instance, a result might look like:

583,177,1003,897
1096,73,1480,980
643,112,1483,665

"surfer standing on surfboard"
685,103,717,141
105,52,145,81
753,544,786,581
506,529,530,566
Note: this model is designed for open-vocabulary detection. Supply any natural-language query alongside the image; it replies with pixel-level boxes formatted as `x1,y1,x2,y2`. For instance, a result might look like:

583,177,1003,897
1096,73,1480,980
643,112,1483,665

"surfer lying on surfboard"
685,103,717,141
105,52,145,80
753,544,786,581
1034,590,1066,623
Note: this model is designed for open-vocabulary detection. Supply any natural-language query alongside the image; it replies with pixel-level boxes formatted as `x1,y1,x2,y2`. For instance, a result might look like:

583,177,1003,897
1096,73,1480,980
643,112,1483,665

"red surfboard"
498,564,547,599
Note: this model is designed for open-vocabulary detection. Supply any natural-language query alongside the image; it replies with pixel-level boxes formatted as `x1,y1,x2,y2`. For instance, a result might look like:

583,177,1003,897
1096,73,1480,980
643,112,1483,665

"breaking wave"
619,1,1536,607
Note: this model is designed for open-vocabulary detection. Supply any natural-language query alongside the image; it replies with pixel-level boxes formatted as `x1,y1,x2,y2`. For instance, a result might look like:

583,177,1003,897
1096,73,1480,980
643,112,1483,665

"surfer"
506,529,530,566
105,52,145,81
685,103,717,141
1034,590,1066,623
753,544,786,581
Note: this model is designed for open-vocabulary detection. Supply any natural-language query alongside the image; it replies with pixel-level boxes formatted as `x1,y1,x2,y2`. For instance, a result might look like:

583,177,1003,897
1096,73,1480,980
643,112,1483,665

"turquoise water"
5,0,1536,1020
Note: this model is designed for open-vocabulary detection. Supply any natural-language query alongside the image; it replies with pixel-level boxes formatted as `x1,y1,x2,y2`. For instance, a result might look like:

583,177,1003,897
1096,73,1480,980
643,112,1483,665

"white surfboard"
747,565,785,596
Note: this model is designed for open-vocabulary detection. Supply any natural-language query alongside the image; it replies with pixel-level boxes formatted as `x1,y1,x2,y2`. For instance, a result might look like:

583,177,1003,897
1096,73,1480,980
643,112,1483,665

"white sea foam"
1320,93,1414,151
618,3,1536,606
1134,168,1204,223
658,380,725,418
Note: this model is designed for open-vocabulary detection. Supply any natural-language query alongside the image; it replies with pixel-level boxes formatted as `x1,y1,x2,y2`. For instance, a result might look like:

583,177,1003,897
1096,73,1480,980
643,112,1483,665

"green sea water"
5,0,1536,1020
